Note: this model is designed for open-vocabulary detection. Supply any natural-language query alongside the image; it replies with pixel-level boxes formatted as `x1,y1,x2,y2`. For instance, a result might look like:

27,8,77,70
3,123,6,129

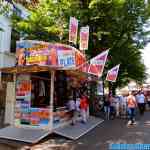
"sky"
142,43,150,82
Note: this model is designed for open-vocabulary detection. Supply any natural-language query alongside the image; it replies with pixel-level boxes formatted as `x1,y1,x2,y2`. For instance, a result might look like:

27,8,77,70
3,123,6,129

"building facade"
0,15,16,78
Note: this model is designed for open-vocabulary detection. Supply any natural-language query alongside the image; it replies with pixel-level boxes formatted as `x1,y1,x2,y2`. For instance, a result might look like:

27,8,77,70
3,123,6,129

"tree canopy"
10,0,150,89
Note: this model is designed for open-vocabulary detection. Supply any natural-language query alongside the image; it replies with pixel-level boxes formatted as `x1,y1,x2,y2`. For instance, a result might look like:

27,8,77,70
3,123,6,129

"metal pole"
13,73,16,126
49,70,55,130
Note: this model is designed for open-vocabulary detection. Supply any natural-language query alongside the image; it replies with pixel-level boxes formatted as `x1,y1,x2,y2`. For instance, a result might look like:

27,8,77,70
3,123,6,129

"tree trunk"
108,82,116,96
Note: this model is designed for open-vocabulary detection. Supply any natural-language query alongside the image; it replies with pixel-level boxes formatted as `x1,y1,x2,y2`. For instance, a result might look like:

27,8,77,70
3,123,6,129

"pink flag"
106,64,120,82
69,17,78,44
88,50,109,77
80,26,89,50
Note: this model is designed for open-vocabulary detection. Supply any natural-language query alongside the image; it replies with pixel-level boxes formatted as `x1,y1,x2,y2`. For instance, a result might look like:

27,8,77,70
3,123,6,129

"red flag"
69,17,78,44
88,50,109,77
106,64,120,82
78,62,90,73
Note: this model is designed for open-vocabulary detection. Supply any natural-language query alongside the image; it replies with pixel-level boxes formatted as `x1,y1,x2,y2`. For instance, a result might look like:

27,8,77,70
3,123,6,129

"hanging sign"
80,26,89,50
69,17,78,44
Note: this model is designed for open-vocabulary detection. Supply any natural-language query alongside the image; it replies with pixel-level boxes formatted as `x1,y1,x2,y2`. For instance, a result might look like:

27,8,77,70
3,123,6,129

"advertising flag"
88,50,109,77
69,17,78,44
106,64,120,82
80,26,89,50
77,62,90,73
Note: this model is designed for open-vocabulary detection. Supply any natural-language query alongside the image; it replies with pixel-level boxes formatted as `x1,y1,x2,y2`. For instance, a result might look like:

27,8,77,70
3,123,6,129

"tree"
11,0,71,42
87,0,149,94
10,0,150,93
0,0,11,31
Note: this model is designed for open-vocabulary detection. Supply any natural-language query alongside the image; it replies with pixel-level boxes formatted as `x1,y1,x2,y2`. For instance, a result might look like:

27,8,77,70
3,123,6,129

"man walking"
136,91,146,115
127,91,137,125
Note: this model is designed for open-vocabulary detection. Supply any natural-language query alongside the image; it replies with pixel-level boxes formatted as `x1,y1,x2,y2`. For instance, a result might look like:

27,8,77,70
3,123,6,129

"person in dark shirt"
104,95,111,120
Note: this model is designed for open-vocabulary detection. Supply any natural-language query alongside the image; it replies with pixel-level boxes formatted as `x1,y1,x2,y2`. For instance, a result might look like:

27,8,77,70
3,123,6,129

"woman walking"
127,91,137,125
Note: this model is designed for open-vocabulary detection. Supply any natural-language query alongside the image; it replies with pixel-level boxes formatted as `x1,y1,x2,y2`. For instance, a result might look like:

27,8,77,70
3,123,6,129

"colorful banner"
106,64,120,82
80,26,89,50
88,50,109,77
57,50,75,68
16,41,86,69
69,17,78,44
16,75,31,101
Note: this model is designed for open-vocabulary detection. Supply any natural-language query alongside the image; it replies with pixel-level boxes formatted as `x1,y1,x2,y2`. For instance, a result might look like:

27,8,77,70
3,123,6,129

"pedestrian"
104,95,110,120
120,95,127,119
115,96,120,118
75,97,81,119
146,95,150,110
67,97,76,125
80,95,88,123
109,95,116,119
136,91,146,115
127,91,137,125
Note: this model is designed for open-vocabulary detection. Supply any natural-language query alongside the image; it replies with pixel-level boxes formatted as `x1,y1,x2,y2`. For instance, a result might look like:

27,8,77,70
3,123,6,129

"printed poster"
57,50,76,68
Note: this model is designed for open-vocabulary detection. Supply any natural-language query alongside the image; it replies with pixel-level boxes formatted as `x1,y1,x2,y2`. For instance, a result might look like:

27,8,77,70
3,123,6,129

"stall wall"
5,82,16,125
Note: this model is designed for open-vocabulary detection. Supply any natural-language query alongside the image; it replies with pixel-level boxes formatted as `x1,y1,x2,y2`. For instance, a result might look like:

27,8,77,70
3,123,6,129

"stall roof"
0,65,64,73
0,65,88,76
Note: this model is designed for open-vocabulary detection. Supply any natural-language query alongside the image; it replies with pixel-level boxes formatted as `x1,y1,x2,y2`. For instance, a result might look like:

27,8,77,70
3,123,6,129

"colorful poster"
16,41,49,66
80,26,89,50
57,50,76,68
88,50,109,77
75,50,86,67
69,17,78,44
30,108,49,126
106,64,120,82
30,108,40,126
16,74,31,98
20,101,30,125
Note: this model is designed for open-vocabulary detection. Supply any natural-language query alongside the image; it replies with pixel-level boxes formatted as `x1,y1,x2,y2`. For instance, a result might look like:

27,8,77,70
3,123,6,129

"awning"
0,65,88,75
0,65,75,73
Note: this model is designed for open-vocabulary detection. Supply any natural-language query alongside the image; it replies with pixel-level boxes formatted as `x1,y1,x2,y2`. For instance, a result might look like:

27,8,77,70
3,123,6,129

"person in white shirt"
120,95,127,118
115,96,120,117
136,91,146,115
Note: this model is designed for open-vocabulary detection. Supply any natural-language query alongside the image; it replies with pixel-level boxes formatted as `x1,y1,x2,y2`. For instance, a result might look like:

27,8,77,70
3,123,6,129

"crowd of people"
103,90,149,125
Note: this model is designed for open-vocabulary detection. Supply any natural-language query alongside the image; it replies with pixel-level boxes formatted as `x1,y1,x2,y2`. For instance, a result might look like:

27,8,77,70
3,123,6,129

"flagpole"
102,75,105,101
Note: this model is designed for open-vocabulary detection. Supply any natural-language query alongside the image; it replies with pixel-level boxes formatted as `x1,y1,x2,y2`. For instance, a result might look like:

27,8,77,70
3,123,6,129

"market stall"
0,40,88,143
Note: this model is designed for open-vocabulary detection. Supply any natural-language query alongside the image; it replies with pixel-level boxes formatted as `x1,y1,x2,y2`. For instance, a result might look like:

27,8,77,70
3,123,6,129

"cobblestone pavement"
1,111,150,150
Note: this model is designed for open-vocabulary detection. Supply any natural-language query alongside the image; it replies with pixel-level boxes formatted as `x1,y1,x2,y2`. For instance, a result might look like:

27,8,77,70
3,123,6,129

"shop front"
0,40,89,143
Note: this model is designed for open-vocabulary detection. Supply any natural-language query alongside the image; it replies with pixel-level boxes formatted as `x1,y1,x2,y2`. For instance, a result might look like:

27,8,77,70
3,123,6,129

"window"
10,29,20,53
